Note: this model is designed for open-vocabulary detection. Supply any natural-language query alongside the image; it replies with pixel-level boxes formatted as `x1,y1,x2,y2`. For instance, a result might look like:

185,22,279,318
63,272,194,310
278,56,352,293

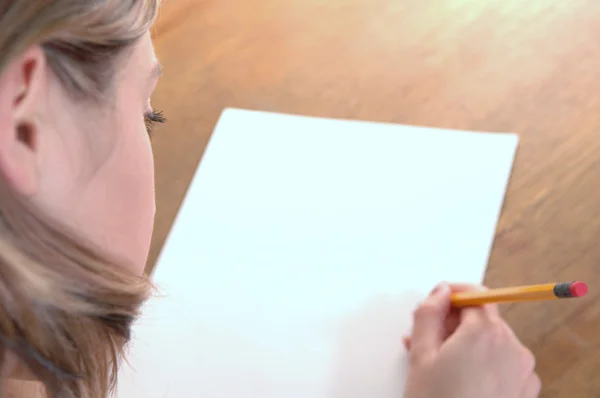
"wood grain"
148,0,600,396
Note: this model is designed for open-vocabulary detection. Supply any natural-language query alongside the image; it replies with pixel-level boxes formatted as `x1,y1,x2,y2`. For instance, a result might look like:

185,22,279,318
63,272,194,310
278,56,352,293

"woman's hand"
403,283,541,398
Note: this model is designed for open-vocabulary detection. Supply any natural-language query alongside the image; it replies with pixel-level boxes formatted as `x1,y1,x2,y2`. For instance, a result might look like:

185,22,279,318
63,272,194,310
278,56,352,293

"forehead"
123,33,157,77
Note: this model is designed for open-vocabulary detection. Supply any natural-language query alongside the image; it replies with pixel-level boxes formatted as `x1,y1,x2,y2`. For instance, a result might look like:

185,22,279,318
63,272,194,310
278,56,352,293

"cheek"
75,119,156,274
110,123,156,271
34,114,155,274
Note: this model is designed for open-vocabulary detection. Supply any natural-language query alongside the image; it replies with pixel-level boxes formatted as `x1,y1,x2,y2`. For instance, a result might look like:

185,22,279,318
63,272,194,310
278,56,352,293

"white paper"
117,108,518,398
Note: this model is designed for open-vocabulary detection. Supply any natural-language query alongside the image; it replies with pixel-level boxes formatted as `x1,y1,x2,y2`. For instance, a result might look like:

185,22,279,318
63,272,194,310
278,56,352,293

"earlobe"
0,46,47,197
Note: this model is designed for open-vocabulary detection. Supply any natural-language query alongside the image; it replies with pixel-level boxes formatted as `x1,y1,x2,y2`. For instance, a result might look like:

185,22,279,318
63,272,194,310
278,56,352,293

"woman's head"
0,0,162,271
0,1,161,397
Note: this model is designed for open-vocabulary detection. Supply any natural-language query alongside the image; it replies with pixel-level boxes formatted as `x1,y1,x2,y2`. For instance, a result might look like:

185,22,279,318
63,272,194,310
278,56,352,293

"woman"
0,1,539,397
0,1,161,397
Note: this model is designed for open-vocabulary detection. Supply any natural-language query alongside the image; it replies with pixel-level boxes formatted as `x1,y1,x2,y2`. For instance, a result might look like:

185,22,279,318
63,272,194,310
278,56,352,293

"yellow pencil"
451,281,588,307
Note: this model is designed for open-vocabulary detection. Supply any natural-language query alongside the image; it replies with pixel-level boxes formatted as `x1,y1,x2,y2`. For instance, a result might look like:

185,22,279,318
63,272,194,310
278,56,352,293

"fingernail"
431,282,448,296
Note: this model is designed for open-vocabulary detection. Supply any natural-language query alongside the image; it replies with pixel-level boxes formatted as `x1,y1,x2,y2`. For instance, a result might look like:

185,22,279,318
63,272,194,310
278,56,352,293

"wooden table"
149,1,600,396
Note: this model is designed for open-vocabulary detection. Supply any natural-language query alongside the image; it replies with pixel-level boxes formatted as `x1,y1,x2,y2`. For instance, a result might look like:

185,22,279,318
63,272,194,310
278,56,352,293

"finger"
409,283,480,342
449,283,500,318
455,303,512,343
409,283,452,361
457,307,487,331
406,284,488,349
406,306,461,348
520,373,541,398
405,286,454,351
443,308,461,337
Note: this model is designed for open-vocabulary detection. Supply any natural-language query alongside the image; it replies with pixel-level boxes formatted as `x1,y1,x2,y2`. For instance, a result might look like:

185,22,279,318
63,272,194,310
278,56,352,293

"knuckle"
521,347,536,371
485,318,507,338
530,373,542,396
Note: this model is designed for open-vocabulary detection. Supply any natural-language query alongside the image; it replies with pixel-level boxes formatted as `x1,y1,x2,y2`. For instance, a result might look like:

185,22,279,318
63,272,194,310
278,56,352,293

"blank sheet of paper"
117,108,518,398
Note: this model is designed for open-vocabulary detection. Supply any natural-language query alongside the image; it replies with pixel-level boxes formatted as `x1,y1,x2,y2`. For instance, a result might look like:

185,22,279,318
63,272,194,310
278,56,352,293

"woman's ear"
0,46,47,197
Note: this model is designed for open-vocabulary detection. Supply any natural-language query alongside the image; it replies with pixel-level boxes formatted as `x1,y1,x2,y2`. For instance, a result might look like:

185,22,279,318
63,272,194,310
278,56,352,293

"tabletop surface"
149,1,600,396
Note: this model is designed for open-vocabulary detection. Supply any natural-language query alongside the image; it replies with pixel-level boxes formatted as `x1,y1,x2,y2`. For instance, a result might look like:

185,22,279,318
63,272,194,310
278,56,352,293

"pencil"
451,281,588,307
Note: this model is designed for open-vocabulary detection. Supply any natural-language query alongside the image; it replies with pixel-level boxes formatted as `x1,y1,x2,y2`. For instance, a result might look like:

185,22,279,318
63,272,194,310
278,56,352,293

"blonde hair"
0,1,159,397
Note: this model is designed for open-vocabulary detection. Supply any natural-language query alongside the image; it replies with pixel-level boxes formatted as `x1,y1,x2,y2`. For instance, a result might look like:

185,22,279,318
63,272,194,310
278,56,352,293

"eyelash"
144,110,166,137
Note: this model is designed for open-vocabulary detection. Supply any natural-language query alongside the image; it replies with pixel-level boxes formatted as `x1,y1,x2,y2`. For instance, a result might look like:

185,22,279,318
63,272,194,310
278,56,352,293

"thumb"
409,283,451,362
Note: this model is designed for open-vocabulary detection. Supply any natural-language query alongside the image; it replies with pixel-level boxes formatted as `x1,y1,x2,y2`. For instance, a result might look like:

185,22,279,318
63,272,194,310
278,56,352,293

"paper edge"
478,135,520,283
222,107,521,138
150,107,232,279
